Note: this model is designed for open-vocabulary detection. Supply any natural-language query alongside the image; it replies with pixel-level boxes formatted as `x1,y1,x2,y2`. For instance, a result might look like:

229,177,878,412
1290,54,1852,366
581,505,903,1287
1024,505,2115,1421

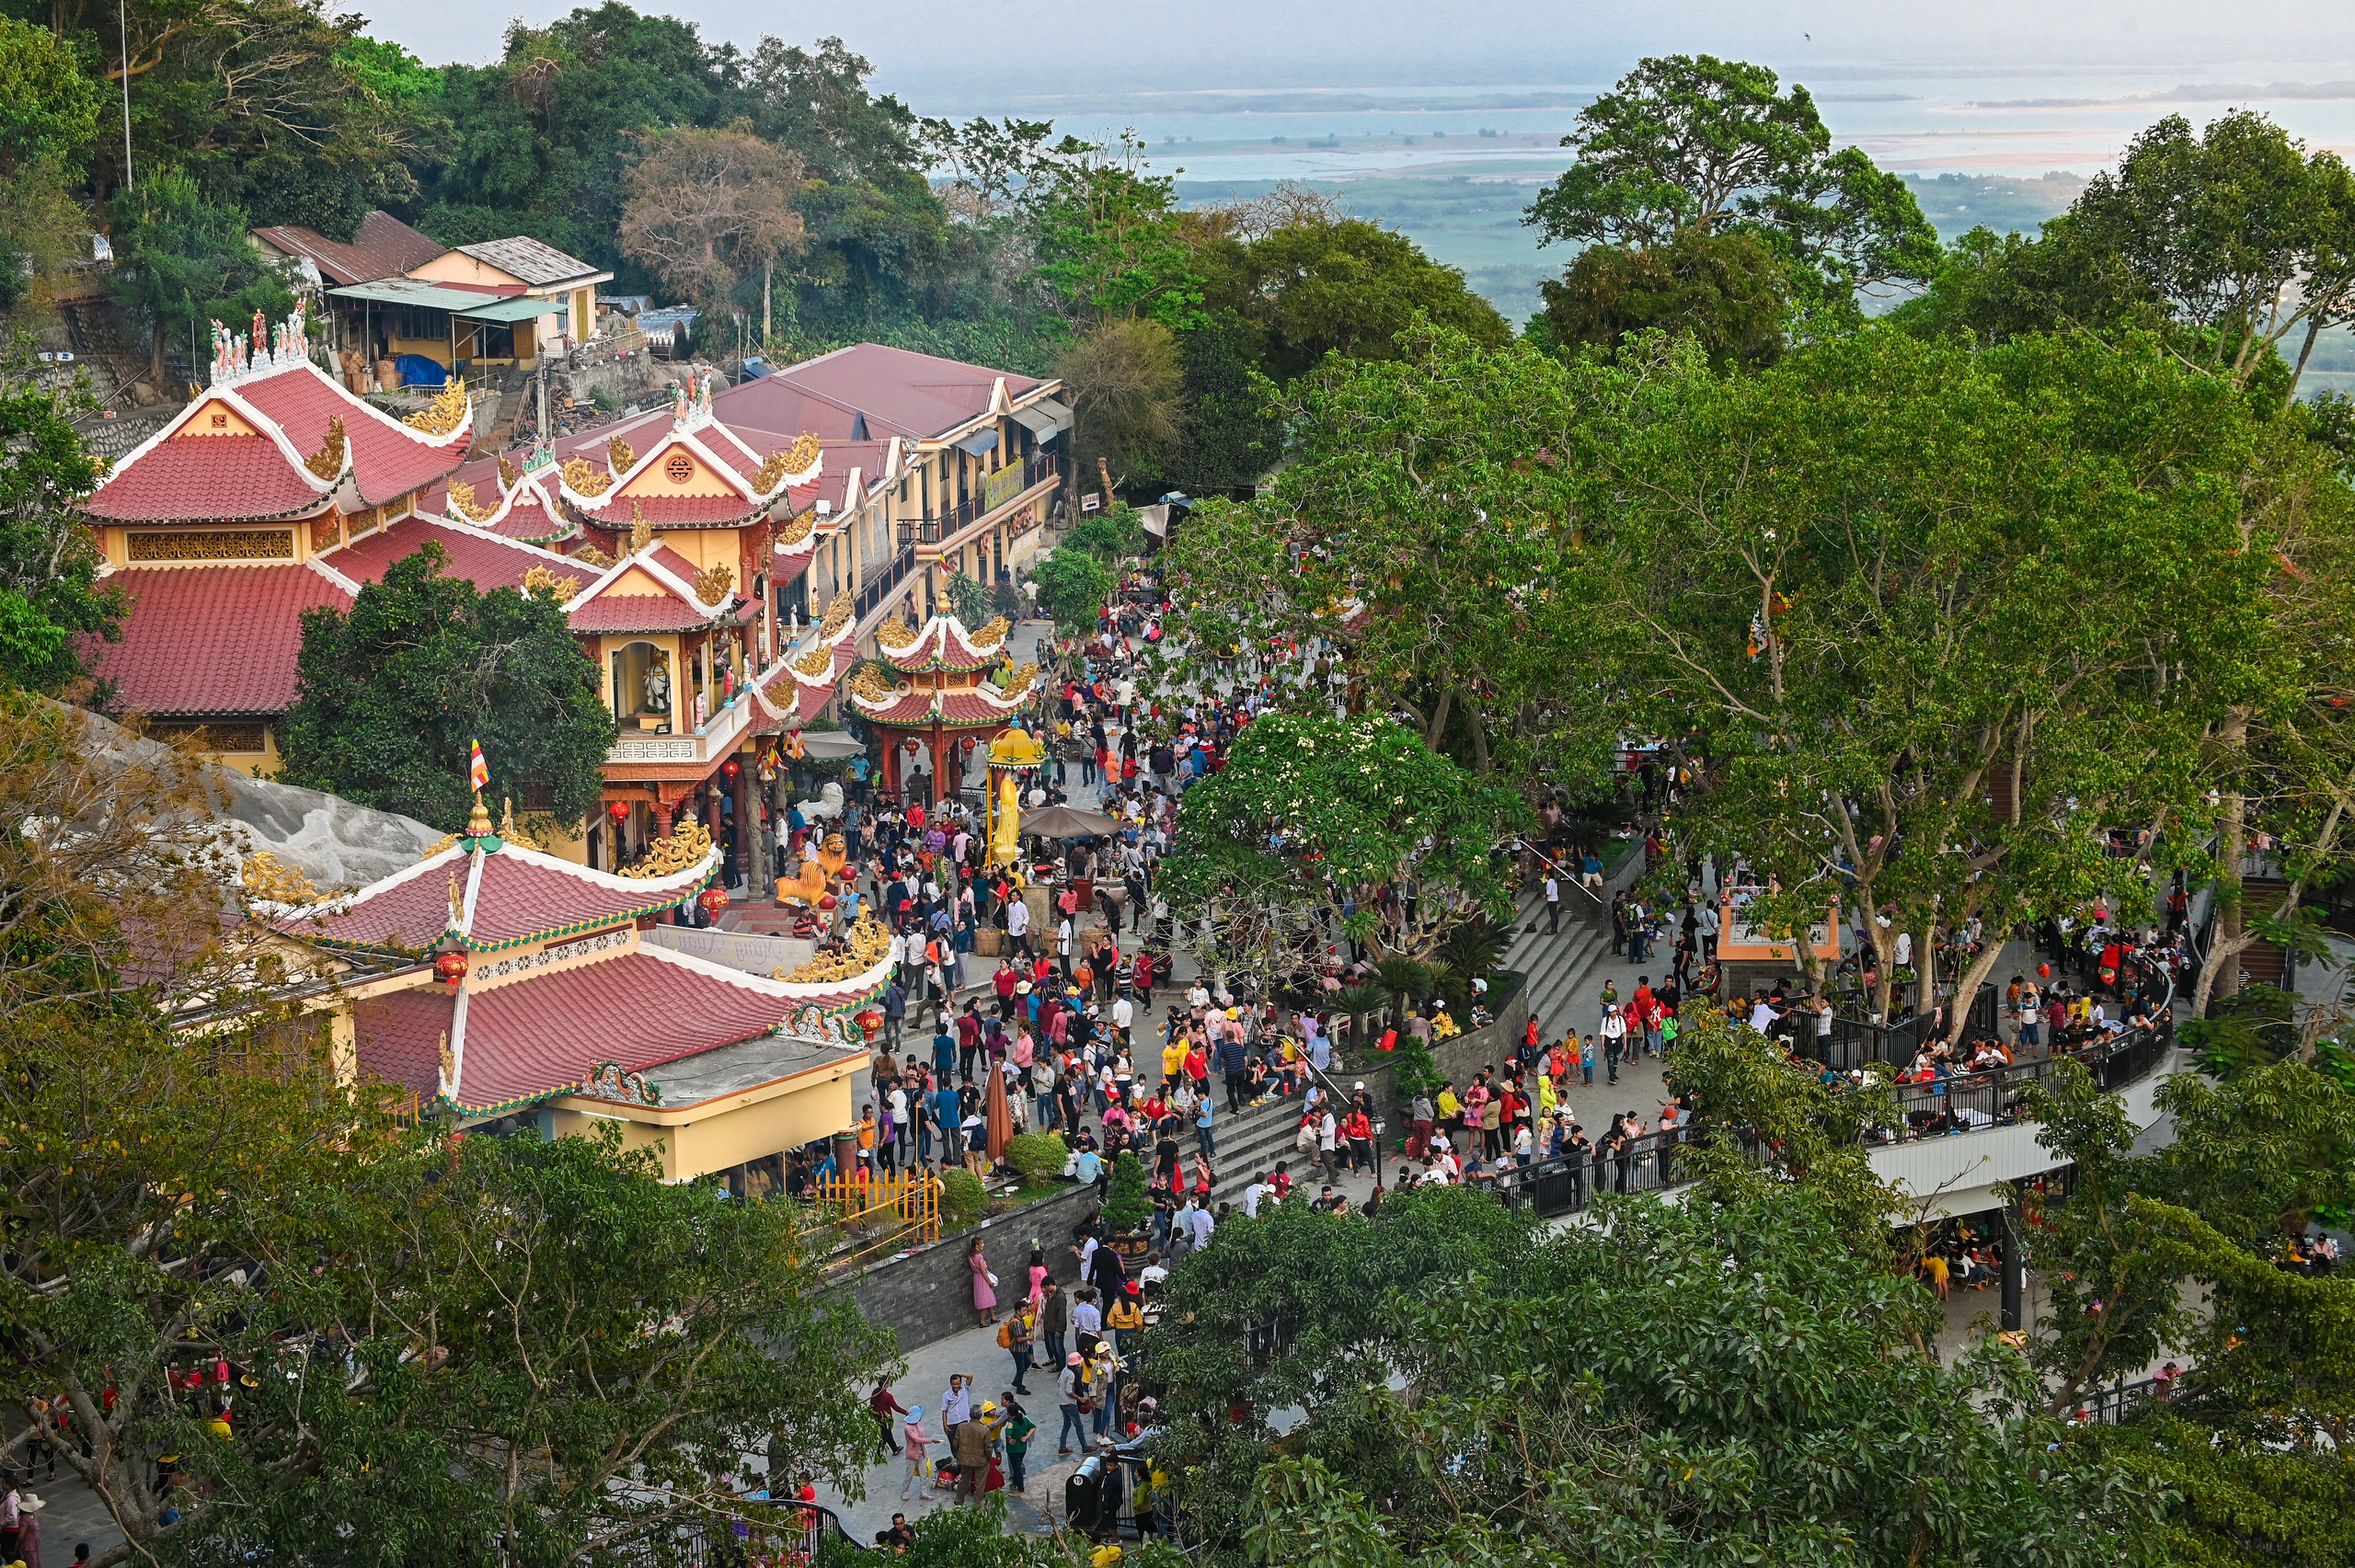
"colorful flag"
469,738,488,794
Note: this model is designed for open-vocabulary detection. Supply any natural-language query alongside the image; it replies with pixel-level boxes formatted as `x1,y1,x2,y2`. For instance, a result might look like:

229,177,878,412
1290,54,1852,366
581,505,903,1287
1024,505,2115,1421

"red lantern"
854,1008,884,1041
434,950,470,985
608,799,630,819
698,887,730,919
722,758,740,779
902,738,921,755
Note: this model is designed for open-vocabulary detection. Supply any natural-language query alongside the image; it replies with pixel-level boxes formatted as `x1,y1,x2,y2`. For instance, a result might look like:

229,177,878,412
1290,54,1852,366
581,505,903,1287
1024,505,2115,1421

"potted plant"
1103,1151,1153,1256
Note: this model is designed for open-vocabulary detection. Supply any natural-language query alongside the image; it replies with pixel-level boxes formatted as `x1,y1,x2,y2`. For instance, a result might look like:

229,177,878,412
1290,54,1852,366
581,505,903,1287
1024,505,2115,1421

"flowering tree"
1158,711,1522,987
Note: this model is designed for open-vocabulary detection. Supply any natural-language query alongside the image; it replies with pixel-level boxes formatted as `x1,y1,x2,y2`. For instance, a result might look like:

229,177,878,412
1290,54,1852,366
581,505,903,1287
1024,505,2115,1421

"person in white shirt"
1071,1293,1102,1338
1242,1176,1268,1217
1190,1204,1214,1245
1007,897,1032,956
1111,994,1134,1040
1057,916,1074,979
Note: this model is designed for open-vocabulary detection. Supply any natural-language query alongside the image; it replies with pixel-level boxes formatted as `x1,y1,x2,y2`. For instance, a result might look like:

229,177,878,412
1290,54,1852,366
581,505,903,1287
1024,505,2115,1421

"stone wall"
845,1183,1100,1354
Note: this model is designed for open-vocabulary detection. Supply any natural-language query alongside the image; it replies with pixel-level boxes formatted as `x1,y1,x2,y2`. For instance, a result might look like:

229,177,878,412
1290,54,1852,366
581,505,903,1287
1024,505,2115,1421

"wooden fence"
811,1169,941,1268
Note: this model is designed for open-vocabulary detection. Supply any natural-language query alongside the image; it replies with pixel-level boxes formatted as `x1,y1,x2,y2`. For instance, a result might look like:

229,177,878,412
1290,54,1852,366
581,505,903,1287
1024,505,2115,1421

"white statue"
642,657,672,715
792,780,844,823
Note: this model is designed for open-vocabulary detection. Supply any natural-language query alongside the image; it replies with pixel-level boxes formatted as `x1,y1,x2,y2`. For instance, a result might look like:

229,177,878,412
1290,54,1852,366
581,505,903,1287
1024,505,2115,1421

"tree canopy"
276,544,618,834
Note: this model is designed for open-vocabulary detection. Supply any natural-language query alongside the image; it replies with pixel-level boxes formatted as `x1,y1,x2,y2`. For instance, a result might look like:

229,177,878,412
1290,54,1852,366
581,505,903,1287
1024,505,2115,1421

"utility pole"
118,0,133,189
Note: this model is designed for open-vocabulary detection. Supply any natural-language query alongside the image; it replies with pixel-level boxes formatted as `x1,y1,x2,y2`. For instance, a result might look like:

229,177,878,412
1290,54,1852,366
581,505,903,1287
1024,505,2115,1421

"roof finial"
466,791,493,840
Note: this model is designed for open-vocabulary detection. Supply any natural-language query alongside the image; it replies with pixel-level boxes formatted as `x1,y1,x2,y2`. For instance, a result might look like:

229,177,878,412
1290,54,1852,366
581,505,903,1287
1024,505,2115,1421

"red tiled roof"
879,614,1011,674
451,947,789,1113
856,688,1028,727
326,517,554,595
239,365,469,509
486,491,572,544
572,491,768,529
83,433,327,523
756,343,1045,441
86,564,352,716
296,853,459,951
251,212,446,287
464,852,703,949
351,987,454,1096
702,378,868,442
568,593,718,634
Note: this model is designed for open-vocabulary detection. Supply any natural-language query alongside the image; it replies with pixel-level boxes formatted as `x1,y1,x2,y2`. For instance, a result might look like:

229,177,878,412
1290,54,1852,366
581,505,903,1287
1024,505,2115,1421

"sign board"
983,463,1027,512
1081,492,1102,513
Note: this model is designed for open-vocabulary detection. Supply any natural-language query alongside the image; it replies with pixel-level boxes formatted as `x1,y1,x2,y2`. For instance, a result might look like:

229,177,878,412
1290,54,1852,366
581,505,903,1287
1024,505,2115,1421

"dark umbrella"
986,1067,1013,1163
1022,805,1120,840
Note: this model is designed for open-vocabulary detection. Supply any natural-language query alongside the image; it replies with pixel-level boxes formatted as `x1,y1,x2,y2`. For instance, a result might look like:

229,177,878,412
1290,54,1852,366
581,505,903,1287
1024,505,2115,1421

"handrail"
1513,839,1606,906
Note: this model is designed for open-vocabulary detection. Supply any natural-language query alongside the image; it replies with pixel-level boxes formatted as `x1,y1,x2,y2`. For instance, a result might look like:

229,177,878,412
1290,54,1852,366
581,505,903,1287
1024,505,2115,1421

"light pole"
118,0,133,188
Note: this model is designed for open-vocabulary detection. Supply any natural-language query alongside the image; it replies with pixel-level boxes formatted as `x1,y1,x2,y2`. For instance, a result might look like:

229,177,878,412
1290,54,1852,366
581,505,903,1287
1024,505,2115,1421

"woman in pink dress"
970,1237,999,1326
1027,1246,1050,1307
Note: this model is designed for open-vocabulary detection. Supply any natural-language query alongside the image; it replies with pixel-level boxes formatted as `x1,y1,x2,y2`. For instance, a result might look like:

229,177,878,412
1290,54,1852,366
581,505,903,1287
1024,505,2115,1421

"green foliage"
1103,1150,1152,1231
937,1165,988,1227
1157,712,1523,971
277,544,618,834
1029,131,1205,329
0,336,119,694
1197,215,1511,382
1372,956,1438,1016
0,18,102,179
1537,227,1790,368
1523,53,1939,296
1151,1182,2149,1566
1003,1129,1067,1186
1166,308,1281,494
1062,504,1145,564
108,167,295,382
945,569,994,625
1430,919,1508,999
1889,216,2168,348
1029,544,1114,632
2178,982,2301,1078
1056,316,1184,487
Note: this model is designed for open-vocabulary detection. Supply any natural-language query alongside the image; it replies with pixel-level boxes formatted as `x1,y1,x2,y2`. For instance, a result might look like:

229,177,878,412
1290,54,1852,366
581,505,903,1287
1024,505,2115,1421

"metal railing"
598,1499,867,1567
2067,1374,2169,1425
902,454,1062,547
1488,1126,1693,1216
855,547,917,617
1884,1024,2172,1133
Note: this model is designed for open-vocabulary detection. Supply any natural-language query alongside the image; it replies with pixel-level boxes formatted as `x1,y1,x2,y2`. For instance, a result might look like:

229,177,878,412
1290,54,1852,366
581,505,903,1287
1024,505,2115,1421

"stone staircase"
1499,887,1614,1042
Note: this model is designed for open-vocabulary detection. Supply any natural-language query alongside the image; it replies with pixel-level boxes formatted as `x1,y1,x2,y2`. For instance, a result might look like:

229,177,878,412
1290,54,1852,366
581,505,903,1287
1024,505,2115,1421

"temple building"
260,800,889,1193
849,612,1043,802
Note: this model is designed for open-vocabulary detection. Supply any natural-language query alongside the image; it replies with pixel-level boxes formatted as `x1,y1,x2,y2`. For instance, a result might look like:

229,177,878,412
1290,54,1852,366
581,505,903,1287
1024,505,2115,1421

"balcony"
898,453,1061,549
605,673,764,771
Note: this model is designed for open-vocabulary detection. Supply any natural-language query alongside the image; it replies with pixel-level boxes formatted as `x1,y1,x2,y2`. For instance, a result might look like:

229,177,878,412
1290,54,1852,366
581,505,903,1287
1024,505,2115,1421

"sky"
375,0,2355,104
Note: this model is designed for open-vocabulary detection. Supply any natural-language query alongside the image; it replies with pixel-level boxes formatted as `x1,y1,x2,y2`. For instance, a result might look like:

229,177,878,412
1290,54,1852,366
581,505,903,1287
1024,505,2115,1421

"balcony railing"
606,675,762,768
900,453,1061,547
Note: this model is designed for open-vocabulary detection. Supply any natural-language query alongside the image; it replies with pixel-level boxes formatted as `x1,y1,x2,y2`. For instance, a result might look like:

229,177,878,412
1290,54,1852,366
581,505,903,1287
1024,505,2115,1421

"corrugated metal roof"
327,278,511,312
454,236,604,287
250,212,446,288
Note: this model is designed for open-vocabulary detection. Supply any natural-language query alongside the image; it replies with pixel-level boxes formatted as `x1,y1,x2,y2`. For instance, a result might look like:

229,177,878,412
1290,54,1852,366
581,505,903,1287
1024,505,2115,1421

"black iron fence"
1819,985,2001,1071
1886,1024,2173,1132
593,1500,867,1568
901,454,1062,547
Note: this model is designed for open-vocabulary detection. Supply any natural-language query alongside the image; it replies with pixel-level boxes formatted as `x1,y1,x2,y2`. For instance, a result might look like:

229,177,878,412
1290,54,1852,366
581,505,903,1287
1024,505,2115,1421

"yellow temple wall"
544,1058,861,1182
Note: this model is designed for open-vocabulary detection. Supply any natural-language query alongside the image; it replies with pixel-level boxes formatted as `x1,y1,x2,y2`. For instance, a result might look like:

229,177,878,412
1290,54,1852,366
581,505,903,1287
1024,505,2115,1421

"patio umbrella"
1022,804,1120,839
985,1066,1013,1163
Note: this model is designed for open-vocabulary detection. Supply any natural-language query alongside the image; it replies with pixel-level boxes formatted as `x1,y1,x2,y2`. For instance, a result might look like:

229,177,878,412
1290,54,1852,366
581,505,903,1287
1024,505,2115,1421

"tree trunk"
1915,918,1936,1021
1465,690,1490,773
1942,925,2008,1048
762,258,773,352
2193,705,2252,1019
151,315,165,383
1424,684,1454,750
2287,315,2325,409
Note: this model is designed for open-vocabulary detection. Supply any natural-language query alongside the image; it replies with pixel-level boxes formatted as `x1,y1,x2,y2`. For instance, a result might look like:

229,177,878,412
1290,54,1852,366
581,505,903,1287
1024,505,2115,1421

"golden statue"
775,830,849,907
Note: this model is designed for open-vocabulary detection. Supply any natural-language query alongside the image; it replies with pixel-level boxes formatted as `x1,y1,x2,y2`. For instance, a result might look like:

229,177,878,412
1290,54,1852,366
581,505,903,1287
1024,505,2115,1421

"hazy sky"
373,0,2355,106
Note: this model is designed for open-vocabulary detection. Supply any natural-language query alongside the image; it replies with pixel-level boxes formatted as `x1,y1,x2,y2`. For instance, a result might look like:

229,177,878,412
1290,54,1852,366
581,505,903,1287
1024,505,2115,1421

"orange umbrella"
986,1068,1013,1164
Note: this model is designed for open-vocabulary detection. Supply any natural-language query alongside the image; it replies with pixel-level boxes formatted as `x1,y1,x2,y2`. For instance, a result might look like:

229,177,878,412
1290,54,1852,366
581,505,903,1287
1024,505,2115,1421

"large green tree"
1156,710,1524,977
1585,327,2278,1025
1195,214,1511,382
107,166,296,383
0,336,120,694
1524,54,1938,302
1534,226,1789,368
1148,1182,2159,1568
277,544,617,834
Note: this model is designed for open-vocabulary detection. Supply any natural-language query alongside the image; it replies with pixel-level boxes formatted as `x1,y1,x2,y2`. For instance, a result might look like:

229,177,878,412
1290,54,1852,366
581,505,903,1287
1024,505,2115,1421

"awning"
955,429,1000,457
1009,397,1073,438
327,279,515,313
1139,503,1170,537
457,296,568,324
797,729,866,759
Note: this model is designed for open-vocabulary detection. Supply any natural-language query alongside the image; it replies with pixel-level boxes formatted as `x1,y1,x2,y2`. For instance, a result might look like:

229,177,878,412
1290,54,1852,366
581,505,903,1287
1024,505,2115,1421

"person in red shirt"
994,959,1019,1020
1343,1106,1373,1173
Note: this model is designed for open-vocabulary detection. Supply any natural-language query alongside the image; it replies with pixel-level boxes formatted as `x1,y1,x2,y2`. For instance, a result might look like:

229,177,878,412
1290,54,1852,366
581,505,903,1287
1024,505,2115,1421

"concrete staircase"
1499,888,1614,1042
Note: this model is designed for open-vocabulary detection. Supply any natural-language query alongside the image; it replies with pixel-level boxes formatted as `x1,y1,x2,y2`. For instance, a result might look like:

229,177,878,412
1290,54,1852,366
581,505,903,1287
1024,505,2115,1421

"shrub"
938,1167,988,1228
1103,1151,1152,1232
1005,1130,1069,1186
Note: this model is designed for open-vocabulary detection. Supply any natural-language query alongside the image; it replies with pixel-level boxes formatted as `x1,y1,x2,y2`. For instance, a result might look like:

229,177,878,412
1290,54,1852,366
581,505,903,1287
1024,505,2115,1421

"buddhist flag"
469,738,489,794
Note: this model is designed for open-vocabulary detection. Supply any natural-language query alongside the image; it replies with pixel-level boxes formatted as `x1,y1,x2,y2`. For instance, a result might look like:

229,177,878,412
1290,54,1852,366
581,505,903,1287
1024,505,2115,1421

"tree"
1165,309,1280,495
1155,711,1524,981
108,167,296,383
1196,215,1511,383
1061,504,1146,566
1103,1150,1151,1233
0,16,102,307
620,124,806,336
1055,316,1183,490
1029,544,1114,633
1888,216,2168,349
1523,54,1938,299
1148,1183,2158,1567
1535,227,1789,368
0,335,121,695
1028,131,1204,329
276,544,618,834
1155,323,1617,792
2073,111,2355,397
1585,328,2277,1029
